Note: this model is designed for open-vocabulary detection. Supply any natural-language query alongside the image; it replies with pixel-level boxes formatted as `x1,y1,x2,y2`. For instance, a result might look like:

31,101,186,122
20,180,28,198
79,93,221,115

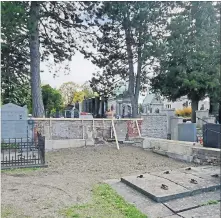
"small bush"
183,107,192,116
175,107,192,117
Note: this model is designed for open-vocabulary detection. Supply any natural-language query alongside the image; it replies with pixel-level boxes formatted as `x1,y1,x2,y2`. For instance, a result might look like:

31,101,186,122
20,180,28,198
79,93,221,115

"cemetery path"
1,145,193,218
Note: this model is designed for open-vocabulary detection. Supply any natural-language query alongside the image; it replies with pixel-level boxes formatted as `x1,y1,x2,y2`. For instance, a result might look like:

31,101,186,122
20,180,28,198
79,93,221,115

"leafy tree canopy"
150,2,220,122
84,1,176,117
42,84,63,117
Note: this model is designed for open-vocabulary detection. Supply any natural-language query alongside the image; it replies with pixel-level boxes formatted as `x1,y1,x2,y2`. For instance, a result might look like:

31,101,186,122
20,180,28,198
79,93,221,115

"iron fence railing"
1,133,45,169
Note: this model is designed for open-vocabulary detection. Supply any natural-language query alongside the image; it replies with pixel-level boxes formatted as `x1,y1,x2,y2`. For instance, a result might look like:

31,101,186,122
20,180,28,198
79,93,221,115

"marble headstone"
1,103,28,141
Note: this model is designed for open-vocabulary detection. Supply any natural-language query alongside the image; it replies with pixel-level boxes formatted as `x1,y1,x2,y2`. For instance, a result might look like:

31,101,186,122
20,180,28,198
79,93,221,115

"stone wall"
33,118,142,142
141,114,167,139
143,137,220,165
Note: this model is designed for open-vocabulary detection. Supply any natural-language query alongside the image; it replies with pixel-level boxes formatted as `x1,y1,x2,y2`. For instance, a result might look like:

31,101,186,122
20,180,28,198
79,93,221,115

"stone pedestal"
151,103,164,114
79,102,82,114
170,117,183,140
196,110,209,128
162,109,175,135
203,116,216,124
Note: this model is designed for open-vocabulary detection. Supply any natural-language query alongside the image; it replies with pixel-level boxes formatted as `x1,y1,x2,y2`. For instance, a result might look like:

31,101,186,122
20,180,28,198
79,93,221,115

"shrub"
183,107,192,116
175,107,192,117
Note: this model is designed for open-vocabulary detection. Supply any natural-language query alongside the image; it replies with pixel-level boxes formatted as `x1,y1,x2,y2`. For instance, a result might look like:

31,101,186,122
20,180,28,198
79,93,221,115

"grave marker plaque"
1,103,28,140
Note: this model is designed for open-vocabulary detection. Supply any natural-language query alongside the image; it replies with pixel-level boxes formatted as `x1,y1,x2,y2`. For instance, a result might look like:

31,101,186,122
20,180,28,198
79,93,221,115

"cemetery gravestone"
1,103,28,142
178,123,197,142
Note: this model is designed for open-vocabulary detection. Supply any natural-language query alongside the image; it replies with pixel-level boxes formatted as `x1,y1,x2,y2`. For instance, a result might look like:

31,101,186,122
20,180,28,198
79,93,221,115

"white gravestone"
1,103,28,141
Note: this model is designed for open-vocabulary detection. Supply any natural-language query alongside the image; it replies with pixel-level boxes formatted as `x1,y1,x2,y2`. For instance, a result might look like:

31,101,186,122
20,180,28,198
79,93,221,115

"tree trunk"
131,98,139,118
191,99,199,123
133,30,142,118
29,2,44,117
209,98,219,115
123,17,138,117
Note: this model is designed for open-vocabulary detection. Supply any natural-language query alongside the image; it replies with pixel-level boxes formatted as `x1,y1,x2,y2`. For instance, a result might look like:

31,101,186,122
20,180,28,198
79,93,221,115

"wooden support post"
49,117,52,139
111,126,113,139
82,120,84,139
135,120,141,137
112,119,119,150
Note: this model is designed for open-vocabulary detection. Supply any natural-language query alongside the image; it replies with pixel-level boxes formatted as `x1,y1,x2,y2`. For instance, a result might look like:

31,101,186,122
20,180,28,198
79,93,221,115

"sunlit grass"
61,183,147,218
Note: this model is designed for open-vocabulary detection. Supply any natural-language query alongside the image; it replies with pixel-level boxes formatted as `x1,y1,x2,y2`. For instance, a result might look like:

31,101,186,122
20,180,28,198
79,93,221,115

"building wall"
163,97,210,111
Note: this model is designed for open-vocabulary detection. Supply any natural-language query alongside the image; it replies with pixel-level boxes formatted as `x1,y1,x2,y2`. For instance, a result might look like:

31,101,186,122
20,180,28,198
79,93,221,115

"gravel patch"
1,145,193,218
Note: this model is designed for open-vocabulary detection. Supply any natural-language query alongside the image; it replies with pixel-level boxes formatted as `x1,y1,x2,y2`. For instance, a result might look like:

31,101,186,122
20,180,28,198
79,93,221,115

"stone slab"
183,167,220,185
164,190,221,213
121,167,220,203
106,180,174,218
164,215,180,218
121,174,190,202
149,171,219,191
178,203,221,218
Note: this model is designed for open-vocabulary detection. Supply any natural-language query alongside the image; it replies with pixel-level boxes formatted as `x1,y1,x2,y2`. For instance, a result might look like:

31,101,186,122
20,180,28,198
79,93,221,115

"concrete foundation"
142,137,220,164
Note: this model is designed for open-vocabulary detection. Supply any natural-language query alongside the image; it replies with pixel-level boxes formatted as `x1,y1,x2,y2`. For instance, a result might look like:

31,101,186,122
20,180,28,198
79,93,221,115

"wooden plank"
112,119,119,150
32,118,143,121
82,120,84,139
135,120,141,137
49,117,52,139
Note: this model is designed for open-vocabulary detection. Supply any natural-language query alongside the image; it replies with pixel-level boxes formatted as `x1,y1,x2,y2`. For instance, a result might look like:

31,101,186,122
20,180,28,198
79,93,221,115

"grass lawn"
1,205,31,218
61,184,147,218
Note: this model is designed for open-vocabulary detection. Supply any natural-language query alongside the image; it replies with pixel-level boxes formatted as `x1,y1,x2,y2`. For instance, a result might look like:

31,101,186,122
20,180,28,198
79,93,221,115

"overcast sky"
41,51,96,89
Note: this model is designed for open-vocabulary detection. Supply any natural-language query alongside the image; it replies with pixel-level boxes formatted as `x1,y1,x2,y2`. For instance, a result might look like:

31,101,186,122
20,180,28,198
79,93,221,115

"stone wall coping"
143,137,220,152
32,118,143,121
143,137,201,146
196,110,209,112
141,114,167,116
193,146,221,152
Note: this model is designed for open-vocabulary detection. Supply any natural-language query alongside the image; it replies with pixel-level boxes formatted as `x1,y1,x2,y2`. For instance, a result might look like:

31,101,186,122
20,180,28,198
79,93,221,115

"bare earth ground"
1,145,193,218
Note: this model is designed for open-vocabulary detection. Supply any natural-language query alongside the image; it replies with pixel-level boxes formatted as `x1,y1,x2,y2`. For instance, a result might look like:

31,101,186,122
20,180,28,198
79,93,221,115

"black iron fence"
1,133,46,169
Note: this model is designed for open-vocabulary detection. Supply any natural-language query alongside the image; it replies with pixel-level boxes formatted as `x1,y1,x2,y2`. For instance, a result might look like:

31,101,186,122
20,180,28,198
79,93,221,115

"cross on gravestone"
1,103,29,141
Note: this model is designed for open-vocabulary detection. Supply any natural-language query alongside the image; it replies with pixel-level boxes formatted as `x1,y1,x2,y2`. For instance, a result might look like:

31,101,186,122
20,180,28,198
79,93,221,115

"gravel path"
1,145,193,218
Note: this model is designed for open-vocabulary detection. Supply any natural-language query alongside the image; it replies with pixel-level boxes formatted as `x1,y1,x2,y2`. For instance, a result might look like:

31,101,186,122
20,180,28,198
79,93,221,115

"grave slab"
180,166,221,183
164,215,180,218
149,171,220,191
121,174,190,202
178,203,220,218
164,190,220,213
107,179,174,218
121,167,220,203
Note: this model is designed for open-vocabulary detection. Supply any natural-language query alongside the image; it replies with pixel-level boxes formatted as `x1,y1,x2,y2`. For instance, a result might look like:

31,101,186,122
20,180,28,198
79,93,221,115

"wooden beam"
135,120,141,137
112,119,119,150
82,120,84,139
32,118,143,121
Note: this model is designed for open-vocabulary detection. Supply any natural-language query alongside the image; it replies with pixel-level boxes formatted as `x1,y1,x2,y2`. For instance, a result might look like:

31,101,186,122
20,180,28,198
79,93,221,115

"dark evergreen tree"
85,2,175,117
150,2,220,122
2,1,97,117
